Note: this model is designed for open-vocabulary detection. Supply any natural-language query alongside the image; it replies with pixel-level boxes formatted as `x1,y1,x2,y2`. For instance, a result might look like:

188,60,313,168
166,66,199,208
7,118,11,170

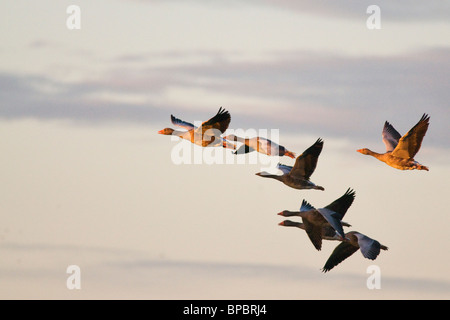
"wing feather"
302,219,323,251
289,138,323,180
382,121,402,152
277,163,293,175
322,241,359,272
354,233,382,260
316,208,345,239
391,113,430,159
170,114,195,131
324,188,355,220
199,107,231,134
300,199,315,212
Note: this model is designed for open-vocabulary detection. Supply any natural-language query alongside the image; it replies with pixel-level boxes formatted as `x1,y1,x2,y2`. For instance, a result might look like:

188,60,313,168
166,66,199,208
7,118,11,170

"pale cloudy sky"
0,0,449,299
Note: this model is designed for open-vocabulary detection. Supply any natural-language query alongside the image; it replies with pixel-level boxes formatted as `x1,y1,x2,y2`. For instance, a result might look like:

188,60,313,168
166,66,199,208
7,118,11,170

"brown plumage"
277,188,356,250
158,107,235,149
278,219,351,241
255,138,324,190
357,113,430,171
322,231,388,273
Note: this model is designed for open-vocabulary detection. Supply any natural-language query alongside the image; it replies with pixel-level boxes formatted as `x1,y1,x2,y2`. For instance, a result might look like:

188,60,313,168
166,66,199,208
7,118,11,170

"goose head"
158,128,175,135
277,210,298,217
356,148,371,155
278,220,300,227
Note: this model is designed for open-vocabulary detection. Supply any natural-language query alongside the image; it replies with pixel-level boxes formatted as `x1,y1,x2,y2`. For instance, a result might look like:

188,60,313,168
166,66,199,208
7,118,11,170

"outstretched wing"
200,107,231,134
391,113,430,159
289,138,323,180
322,241,359,273
324,188,355,220
171,114,196,131
382,121,402,152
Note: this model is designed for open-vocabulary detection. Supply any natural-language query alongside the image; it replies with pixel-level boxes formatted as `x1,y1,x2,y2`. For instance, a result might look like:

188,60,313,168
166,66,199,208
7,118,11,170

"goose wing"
391,113,430,159
302,219,323,251
170,114,196,131
289,138,323,180
354,232,383,260
300,199,315,212
322,241,359,272
322,226,339,239
199,107,231,135
316,208,345,239
382,121,402,152
324,188,355,220
277,163,293,175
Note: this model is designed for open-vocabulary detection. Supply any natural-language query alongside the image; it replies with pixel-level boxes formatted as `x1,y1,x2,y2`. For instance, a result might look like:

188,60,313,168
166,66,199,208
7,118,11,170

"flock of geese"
158,108,430,272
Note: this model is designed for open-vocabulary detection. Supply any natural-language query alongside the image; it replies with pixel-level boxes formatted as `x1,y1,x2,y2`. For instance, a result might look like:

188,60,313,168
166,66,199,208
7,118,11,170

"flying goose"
322,231,388,272
277,188,356,250
278,219,351,241
357,113,430,171
255,138,324,190
224,134,296,158
158,107,236,149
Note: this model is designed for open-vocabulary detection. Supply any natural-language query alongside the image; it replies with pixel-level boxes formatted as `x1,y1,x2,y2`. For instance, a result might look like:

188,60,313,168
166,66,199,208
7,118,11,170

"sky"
0,0,449,300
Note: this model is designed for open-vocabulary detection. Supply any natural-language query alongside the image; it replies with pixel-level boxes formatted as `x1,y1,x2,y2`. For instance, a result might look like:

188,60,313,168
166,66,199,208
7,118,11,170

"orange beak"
278,221,285,226
284,150,296,159
158,130,164,134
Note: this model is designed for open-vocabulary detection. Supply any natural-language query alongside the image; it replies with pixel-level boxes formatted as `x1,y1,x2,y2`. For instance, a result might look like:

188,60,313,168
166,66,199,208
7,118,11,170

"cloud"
259,0,450,22
1,241,449,299
1,47,448,152
131,0,450,22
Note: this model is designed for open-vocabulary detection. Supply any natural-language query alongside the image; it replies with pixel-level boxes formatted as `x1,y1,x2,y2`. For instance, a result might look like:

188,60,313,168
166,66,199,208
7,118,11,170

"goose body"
278,188,356,250
357,113,430,171
322,231,388,272
278,219,351,241
255,138,324,190
158,107,236,149
224,134,296,158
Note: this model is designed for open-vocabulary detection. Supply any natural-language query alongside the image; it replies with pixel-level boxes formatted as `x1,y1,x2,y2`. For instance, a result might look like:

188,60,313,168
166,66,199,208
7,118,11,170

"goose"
223,134,296,158
322,231,388,273
158,107,236,149
277,188,356,250
255,138,324,190
357,113,430,171
278,219,351,241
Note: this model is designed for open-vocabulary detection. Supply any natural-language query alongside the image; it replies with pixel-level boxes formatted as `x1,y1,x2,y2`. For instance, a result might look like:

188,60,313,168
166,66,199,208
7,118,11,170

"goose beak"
356,149,363,153
277,212,283,216
158,130,164,134
278,221,285,226
284,151,296,159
